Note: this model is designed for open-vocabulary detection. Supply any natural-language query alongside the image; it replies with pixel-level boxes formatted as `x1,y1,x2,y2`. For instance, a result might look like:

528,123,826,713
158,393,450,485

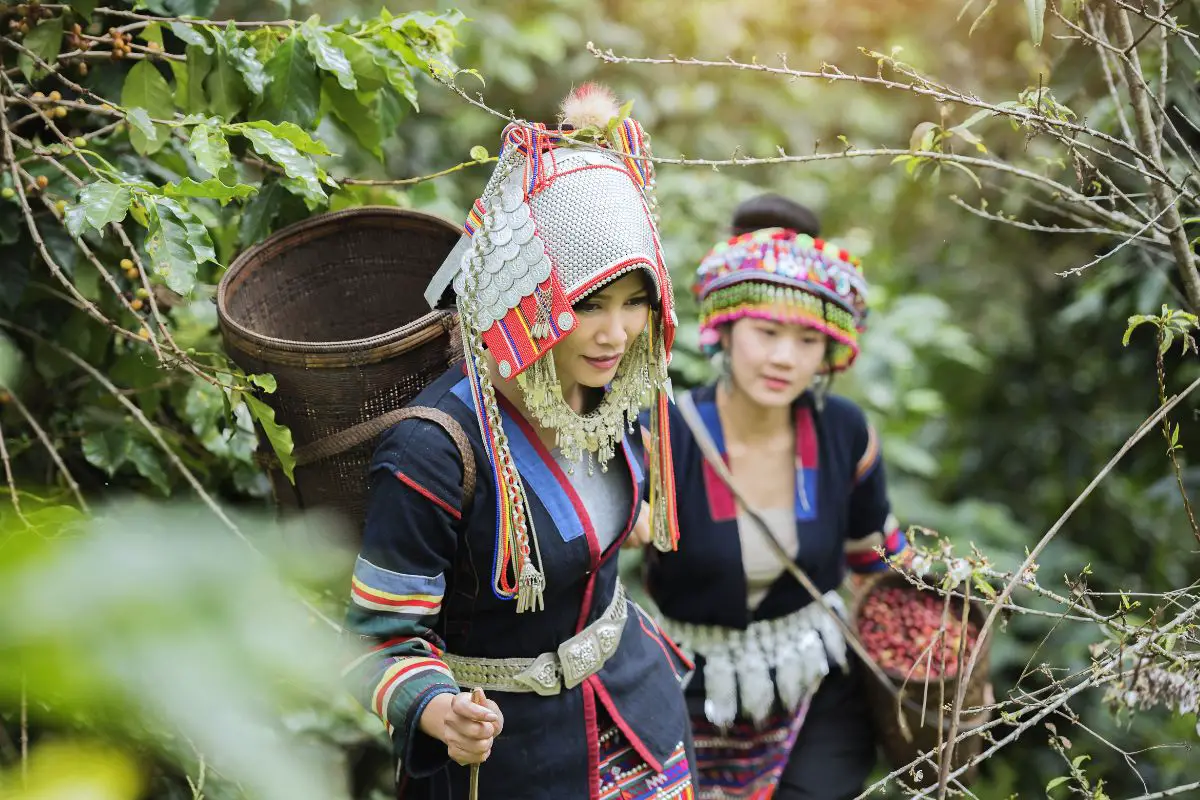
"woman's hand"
419,687,504,765
624,501,654,549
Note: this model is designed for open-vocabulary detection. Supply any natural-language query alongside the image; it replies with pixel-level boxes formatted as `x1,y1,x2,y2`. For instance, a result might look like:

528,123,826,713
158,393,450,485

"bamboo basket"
216,206,462,536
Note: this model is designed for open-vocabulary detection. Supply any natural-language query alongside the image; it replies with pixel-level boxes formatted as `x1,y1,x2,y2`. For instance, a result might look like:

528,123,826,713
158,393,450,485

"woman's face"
722,314,827,407
552,272,652,391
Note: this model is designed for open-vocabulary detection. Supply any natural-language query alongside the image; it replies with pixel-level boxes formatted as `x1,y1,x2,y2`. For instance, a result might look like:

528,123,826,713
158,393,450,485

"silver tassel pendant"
516,562,546,614
702,653,738,730
737,643,775,728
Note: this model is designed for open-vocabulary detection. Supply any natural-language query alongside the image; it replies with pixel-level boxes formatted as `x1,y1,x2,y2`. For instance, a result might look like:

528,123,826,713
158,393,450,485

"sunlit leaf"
330,31,385,92
236,120,332,156
249,373,278,393
169,21,211,52
121,61,173,155
145,198,217,296
239,128,327,206
162,178,257,206
303,18,357,92
64,182,133,237
188,124,233,178
228,29,270,97
243,394,296,482
1025,0,1046,46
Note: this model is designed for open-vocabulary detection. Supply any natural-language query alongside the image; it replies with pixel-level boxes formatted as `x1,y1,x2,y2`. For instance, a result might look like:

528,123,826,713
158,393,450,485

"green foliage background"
1,0,1198,797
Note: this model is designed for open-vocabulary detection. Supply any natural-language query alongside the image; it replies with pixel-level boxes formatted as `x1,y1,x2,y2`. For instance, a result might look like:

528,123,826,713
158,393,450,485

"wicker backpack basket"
852,571,993,787
216,206,463,536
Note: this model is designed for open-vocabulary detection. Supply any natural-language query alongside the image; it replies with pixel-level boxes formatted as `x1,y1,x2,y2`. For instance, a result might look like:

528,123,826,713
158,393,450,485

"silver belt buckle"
557,593,627,689
511,651,561,696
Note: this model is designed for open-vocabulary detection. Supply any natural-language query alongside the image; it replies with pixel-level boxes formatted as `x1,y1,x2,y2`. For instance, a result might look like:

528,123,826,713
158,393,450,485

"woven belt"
443,582,628,696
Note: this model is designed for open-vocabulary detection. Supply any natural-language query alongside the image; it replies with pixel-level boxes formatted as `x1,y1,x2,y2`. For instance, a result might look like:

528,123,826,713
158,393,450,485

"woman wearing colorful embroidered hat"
641,198,908,799
340,85,696,799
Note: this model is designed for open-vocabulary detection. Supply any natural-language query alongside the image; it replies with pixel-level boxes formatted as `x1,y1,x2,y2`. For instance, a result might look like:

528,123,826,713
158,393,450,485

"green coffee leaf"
322,80,382,160
242,394,296,483
236,120,332,156
1025,0,1046,46
18,17,63,82
303,18,357,91
249,373,278,393
121,61,173,155
64,182,133,237
239,128,326,206
82,429,132,476
163,178,257,206
128,440,172,495
181,42,215,113
169,21,212,52
188,124,233,178
228,31,270,96
145,198,217,296
364,40,418,110
205,36,249,121
257,36,321,128
330,31,385,92
70,0,99,18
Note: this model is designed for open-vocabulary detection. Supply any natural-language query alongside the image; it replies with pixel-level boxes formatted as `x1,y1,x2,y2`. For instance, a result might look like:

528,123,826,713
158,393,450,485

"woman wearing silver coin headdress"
342,84,695,799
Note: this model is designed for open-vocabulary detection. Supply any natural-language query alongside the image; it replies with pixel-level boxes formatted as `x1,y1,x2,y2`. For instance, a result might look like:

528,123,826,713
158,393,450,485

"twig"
0,418,29,528
337,156,496,186
1056,195,1179,277
1109,6,1200,309
0,388,88,512
1126,781,1200,799
585,44,1188,193
947,194,1157,244
94,6,295,28
1154,328,1200,545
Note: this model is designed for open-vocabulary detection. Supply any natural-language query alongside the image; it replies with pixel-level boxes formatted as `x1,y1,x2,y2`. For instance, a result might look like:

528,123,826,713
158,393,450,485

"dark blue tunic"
644,382,906,678
344,365,691,799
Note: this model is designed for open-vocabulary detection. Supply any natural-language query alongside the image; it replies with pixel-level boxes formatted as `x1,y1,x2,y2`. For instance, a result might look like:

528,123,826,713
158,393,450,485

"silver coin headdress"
424,84,681,612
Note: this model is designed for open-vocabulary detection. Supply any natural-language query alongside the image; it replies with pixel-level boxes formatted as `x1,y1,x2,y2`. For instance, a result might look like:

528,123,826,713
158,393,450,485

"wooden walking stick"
469,687,485,800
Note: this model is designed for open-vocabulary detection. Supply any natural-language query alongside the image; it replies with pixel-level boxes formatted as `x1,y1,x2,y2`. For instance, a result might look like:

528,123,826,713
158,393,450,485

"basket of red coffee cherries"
853,570,994,784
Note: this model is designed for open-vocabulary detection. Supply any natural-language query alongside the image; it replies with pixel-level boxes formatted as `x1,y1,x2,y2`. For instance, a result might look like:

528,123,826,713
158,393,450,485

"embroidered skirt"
690,699,811,800
598,724,695,799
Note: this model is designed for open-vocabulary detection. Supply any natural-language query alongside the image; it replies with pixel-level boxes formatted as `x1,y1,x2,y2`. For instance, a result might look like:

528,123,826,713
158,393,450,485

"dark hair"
730,194,821,238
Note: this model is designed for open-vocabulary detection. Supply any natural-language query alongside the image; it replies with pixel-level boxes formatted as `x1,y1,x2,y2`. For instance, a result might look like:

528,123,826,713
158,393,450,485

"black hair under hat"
731,193,821,238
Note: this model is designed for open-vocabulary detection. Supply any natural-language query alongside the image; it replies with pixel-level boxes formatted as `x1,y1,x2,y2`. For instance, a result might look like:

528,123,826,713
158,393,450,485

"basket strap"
292,407,476,514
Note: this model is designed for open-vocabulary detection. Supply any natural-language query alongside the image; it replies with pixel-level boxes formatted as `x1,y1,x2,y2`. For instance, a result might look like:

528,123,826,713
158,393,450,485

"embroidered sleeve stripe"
372,657,457,720
855,425,880,481
885,526,907,555
847,548,885,567
351,577,443,615
352,557,445,597
341,636,443,676
393,470,462,520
